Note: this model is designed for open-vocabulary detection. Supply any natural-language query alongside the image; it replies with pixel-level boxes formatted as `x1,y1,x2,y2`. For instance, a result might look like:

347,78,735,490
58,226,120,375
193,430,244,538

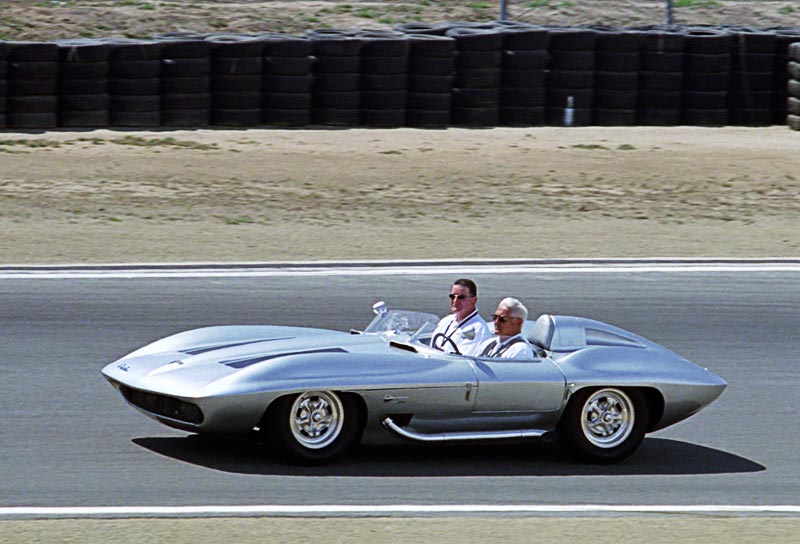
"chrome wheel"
580,388,635,449
288,391,345,450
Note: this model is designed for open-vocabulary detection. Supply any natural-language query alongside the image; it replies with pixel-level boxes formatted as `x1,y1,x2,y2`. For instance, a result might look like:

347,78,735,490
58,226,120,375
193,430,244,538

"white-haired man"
479,297,535,360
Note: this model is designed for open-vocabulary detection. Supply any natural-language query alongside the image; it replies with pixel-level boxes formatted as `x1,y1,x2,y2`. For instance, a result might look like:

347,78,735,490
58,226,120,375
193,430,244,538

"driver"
478,297,535,359
430,278,491,355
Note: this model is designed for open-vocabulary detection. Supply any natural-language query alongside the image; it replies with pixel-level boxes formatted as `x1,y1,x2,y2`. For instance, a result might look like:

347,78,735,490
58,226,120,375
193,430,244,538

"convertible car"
101,303,726,464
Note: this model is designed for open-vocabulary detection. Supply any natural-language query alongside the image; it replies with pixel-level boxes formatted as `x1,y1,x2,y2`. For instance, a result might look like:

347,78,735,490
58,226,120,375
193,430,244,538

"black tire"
594,108,637,126
9,61,58,79
638,108,681,126
683,53,731,73
160,108,210,126
547,69,594,89
406,108,451,127
501,87,545,107
59,109,109,127
213,56,263,75
502,68,546,88
445,28,504,52
408,55,454,75
212,90,260,109
595,70,638,91
60,93,110,111
502,28,549,50
408,74,453,93
452,106,499,126
111,94,160,112
683,28,733,54
314,54,360,74
110,59,160,78
211,74,262,92
264,74,314,93
361,73,407,91
683,71,729,92
265,108,312,126
407,34,456,57
110,110,160,127
361,108,406,127
407,91,451,110
548,28,597,51
361,90,406,109
261,36,313,58
162,92,211,109
161,76,210,94
314,90,360,109
559,387,649,463
265,92,312,110
211,107,261,126
360,55,408,75
788,80,800,99
595,30,644,52
60,61,109,79
60,78,109,95
788,114,800,131
7,111,58,128
499,106,545,126
502,49,549,70
161,57,210,77
453,87,499,108
456,50,502,69
594,89,637,109
109,77,160,95
639,51,683,72
266,391,362,465
683,108,728,126
548,50,595,70
639,70,682,90
595,51,639,72
454,68,501,88
312,107,359,126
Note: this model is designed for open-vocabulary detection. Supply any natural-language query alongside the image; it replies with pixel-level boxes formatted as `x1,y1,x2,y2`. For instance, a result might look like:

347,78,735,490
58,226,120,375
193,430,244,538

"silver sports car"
101,303,727,464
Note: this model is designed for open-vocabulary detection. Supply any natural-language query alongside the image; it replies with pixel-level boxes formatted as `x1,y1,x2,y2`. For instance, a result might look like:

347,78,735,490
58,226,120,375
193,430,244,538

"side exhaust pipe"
382,417,548,443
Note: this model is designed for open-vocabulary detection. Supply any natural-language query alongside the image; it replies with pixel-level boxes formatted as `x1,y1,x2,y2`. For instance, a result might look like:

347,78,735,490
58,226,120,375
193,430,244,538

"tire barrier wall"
788,43,800,131
1,24,800,130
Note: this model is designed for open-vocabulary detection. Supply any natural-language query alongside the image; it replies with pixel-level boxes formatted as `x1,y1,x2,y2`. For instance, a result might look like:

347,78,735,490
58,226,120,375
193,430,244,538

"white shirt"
478,333,535,360
430,309,491,356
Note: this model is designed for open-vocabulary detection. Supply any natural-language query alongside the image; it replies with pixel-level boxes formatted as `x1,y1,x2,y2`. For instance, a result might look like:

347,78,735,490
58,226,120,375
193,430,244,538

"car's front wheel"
267,391,361,465
560,387,649,463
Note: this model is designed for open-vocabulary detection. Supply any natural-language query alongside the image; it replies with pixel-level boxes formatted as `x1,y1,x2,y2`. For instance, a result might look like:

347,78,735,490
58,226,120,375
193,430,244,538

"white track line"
2,261,800,279
1,504,799,518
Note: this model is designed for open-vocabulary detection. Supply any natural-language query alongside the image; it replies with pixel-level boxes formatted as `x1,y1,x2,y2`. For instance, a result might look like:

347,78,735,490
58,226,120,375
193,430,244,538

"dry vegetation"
0,0,799,41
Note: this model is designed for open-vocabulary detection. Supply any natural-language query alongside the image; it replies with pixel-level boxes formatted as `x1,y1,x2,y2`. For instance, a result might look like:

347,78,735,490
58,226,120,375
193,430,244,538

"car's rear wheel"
267,391,361,464
560,387,649,463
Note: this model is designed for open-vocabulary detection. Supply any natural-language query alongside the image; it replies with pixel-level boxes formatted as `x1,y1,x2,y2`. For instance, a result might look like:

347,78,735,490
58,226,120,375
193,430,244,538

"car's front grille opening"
118,384,204,425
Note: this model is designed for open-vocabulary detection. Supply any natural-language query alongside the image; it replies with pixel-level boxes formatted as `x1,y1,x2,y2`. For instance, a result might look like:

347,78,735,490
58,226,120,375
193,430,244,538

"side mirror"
372,301,388,316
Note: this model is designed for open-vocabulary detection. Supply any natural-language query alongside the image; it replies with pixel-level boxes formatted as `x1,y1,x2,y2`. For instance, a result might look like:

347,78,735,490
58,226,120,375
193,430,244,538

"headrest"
525,314,555,350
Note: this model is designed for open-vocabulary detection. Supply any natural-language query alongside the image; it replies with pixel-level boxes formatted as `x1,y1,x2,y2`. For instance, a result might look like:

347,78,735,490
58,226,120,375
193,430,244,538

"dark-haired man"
430,278,491,355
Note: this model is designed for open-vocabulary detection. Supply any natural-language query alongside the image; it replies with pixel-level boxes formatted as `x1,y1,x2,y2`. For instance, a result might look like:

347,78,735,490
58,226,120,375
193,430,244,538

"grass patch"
617,144,636,151
674,0,722,8
571,144,609,150
109,136,217,150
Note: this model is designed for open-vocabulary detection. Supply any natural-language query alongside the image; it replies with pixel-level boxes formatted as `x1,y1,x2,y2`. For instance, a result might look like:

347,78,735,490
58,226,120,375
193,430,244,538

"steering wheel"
431,333,462,355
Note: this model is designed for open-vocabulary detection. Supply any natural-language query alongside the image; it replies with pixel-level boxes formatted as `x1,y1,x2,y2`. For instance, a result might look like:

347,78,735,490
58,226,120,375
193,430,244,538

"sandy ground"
2,516,799,544
1,126,798,264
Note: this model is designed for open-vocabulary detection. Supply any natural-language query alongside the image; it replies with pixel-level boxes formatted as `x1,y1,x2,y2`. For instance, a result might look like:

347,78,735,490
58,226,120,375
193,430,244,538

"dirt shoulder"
1,126,798,264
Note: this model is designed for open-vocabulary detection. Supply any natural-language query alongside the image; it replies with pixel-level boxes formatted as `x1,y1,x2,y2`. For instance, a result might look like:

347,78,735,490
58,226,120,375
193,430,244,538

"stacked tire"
637,28,684,126
771,29,800,124
57,39,110,127
107,39,161,127
728,28,776,126
309,30,362,126
159,37,211,127
788,42,800,131
448,27,504,127
206,34,263,127
0,43,7,129
682,28,732,126
499,22,549,126
359,31,409,127
546,28,596,126
261,34,313,127
5,42,59,128
593,30,641,126
404,33,455,128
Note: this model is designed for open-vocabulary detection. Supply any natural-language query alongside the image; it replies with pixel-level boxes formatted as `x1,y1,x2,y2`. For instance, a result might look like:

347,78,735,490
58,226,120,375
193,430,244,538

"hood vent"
181,337,295,356
222,347,348,369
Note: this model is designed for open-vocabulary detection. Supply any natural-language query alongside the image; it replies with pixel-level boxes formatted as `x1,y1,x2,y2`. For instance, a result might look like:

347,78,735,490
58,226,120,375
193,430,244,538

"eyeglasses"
492,314,518,322
449,293,473,300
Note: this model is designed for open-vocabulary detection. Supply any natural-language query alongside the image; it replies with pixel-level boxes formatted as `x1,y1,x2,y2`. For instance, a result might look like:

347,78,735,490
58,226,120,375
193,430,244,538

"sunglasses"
448,293,473,300
492,314,517,322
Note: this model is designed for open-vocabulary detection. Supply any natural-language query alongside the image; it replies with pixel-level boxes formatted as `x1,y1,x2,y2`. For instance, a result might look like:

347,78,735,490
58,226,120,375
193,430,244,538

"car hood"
101,325,397,397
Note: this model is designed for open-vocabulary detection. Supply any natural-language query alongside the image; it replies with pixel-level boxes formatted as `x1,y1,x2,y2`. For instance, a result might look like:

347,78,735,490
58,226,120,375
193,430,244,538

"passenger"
479,297,535,360
430,278,491,356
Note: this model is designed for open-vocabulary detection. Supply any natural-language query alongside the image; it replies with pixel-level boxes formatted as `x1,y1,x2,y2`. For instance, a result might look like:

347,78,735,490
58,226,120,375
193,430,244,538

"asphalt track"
1,262,799,515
